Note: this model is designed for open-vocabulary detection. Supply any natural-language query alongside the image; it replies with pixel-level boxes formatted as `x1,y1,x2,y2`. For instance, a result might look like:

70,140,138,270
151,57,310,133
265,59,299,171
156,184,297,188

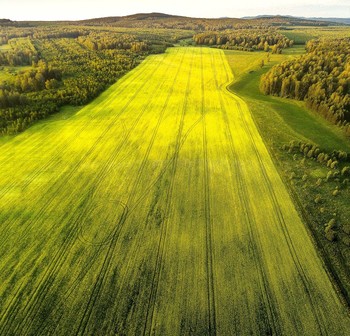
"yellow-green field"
0,47,349,335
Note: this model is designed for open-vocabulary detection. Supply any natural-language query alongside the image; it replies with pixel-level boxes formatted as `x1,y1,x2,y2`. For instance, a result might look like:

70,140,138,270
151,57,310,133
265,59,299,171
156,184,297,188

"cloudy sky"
1,0,349,21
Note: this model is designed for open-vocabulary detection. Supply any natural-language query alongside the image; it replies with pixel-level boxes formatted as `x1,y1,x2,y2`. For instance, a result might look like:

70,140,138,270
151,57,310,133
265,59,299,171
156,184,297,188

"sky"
1,0,350,21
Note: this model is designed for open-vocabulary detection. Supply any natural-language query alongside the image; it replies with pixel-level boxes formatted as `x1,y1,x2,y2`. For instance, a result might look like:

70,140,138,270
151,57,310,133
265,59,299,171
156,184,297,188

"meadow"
0,46,350,335
279,26,350,44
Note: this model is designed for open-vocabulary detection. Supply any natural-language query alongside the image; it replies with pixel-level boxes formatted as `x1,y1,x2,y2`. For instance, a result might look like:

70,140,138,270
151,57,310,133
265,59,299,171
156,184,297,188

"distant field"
1,47,350,335
280,26,350,44
0,65,31,82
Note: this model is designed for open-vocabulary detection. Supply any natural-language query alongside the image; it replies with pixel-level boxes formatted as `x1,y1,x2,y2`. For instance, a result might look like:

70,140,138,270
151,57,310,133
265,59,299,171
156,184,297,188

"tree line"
77,33,149,52
193,29,293,52
260,38,350,134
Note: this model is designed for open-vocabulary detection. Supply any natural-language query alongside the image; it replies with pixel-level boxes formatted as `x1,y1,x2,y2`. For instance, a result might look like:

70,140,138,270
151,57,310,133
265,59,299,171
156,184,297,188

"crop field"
0,47,350,335
280,26,350,44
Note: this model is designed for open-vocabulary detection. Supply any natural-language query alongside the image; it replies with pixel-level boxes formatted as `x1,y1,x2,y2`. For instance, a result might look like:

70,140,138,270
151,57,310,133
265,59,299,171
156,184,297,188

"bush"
307,149,314,158
325,229,337,242
341,166,350,176
325,218,336,231
330,160,339,169
342,236,350,246
343,224,350,235
326,171,333,181
289,172,296,180
317,152,325,162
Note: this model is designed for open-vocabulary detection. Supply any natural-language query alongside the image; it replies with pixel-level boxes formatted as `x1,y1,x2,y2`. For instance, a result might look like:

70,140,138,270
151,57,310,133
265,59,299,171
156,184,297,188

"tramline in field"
0,47,349,335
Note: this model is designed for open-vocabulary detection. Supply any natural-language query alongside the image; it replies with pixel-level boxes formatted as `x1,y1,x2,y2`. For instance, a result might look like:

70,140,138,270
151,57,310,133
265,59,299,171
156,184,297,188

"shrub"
317,152,325,163
325,218,336,231
326,171,333,181
289,172,296,180
341,166,350,176
325,229,336,242
338,151,348,161
307,149,314,158
316,178,323,186
342,236,350,246
330,160,339,169
343,224,350,235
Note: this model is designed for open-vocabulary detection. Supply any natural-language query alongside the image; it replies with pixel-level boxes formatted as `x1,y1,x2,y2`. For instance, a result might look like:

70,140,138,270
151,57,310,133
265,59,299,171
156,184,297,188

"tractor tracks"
1,50,179,336
218,49,328,334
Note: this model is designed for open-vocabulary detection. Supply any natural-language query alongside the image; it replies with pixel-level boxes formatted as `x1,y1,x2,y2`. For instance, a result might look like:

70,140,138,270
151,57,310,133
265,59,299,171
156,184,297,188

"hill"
0,19,16,26
1,13,338,30
308,17,350,25
77,12,336,30
243,15,347,26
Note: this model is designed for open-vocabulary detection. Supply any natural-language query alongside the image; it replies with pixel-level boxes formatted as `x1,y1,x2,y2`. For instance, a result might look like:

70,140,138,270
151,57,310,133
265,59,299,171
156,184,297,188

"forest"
79,13,334,30
260,38,350,134
0,26,183,134
193,29,293,52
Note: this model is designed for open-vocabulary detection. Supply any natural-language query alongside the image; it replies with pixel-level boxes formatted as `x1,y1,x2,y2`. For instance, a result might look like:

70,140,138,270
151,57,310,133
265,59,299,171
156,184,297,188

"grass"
0,47,350,335
0,65,32,82
0,44,12,51
280,26,350,44
226,47,350,304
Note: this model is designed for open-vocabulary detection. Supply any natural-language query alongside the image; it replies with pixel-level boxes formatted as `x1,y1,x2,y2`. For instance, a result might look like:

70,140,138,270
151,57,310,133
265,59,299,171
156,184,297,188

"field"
1,47,350,335
226,46,350,301
279,26,350,44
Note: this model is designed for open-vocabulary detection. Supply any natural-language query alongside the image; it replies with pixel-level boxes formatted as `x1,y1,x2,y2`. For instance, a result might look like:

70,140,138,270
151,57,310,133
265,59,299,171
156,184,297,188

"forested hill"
242,15,346,26
78,13,245,30
0,19,18,27
0,13,341,30
77,13,337,30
